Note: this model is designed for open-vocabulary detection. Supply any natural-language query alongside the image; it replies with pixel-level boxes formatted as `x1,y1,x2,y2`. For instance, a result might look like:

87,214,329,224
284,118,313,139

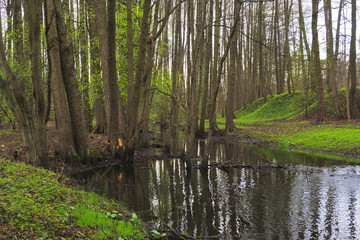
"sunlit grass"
281,126,360,155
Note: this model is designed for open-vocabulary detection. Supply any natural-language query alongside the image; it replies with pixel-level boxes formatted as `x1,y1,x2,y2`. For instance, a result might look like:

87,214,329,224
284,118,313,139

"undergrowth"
0,158,146,239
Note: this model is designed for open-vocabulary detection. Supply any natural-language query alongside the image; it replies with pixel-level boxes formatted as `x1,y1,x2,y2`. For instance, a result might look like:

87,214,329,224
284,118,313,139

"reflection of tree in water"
76,141,360,239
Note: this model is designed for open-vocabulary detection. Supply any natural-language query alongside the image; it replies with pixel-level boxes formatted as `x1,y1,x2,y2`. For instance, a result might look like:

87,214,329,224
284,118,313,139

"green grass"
212,90,360,158
0,129,13,134
230,92,311,124
0,158,146,239
279,126,360,155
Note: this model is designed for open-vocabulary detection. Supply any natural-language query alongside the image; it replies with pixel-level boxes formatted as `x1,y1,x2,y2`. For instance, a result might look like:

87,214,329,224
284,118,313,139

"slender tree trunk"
258,1,266,99
88,0,107,134
274,0,281,94
312,0,326,122
324,0,341,118
13,0,24,69
202,0,242,167
225,0,239,133
107,0,122,158
199,0,213,133
209,0,221,133
284,0,293,94
79,0,91,131
170,0,182,156
126,0,134,119
348,0,357,119
94,0,111,129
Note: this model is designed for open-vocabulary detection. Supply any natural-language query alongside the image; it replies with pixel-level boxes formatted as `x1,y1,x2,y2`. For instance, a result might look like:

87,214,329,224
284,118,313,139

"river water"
76,140,360,239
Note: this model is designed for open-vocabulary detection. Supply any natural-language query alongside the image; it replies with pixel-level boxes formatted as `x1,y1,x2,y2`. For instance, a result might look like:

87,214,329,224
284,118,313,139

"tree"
199,0,213,134
202,0,242,167
88,0,107,134
0,0,48,166
348,0,357,119
225,0,240,133
284,0,293,94
45,0,91,164
324,0,341,119
311,0,326,122
45,0,77,161
79,0,92,131
170,0,184,156
208,0,221,133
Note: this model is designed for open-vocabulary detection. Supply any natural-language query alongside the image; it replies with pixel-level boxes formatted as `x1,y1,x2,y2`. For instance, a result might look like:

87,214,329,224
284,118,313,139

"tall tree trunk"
202,0,242,167
79,0,91,131
54,0,91,161
225,0,239,133
107,0,122,158
199,0,213,133
13,0,24,68
184,0,204,166
170,0,182,156
274,0,281,94
348,0,357,119
324,0,341,118
126,0,134,120
94,0,111,130
312,0,326,122
45,0,77,161
0,3,48,167
258,1,266,99
126,0,152,159
208,0,221,133
88,0,107,134
24,0,48,166
284,0,293,94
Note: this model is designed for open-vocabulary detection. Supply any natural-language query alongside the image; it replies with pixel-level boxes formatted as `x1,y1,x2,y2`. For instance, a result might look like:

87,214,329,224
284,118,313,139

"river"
75,140,360,239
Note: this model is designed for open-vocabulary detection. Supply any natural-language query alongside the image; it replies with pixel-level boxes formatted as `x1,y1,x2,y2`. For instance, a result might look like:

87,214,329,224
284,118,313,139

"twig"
77,231,85,237
165,223,194,240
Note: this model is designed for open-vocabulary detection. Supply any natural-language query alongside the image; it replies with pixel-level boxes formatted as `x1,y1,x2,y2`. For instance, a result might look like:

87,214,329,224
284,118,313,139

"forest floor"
1,118,360,239
1,118,360,171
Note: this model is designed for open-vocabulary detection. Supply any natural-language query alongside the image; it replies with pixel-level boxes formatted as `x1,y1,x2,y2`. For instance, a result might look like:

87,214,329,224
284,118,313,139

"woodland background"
0,0,358,167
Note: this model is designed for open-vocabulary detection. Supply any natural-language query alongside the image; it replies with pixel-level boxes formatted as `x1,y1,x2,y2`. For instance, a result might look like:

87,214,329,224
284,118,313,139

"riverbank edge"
0,157,149,239
212,120,360,162
214,135,360,161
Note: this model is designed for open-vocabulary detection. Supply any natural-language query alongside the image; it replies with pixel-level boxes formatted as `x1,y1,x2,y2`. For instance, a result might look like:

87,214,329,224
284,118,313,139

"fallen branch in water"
164,224,195,240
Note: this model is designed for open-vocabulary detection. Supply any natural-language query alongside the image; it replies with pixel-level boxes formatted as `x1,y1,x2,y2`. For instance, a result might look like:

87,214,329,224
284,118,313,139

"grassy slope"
0,158,146,239
218,91,360,157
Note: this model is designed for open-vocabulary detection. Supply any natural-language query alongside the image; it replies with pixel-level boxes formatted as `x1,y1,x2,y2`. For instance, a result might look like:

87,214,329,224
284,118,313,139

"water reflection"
77,141,360,239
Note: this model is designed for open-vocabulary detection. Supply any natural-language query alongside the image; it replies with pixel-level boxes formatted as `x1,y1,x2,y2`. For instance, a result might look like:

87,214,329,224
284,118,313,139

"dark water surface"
76,141,360,239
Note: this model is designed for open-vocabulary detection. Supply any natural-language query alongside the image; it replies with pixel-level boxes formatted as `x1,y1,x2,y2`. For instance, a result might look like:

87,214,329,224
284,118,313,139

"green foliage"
234,97,266,118
0,158,146,239
233,92,311,124
0,96,15,125
151,230,166,239
283,126,360,155
116,1,142,103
